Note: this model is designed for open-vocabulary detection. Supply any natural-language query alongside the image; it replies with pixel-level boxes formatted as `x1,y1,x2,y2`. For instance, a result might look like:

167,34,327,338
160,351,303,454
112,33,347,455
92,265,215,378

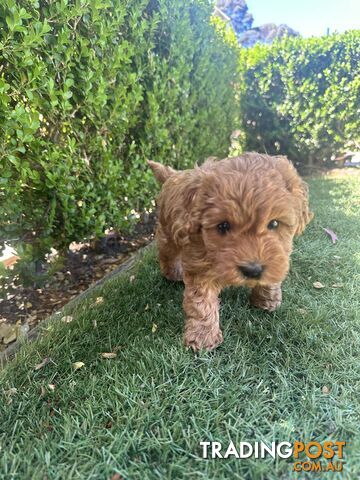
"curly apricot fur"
148,153,313,351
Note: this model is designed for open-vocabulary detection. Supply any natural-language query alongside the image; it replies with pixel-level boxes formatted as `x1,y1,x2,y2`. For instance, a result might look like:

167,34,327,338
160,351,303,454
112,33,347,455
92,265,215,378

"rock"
215,0,299,47
0,323,17,345
238,23,299,47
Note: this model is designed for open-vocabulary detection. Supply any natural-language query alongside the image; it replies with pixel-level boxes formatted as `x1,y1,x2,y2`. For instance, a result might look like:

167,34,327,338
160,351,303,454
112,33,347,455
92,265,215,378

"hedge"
0,0,238,279
237,31,360,167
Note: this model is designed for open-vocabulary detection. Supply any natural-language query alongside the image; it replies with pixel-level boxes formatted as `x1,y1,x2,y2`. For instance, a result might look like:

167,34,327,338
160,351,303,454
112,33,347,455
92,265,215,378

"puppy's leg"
156,227,183,282
183,276,223,351
250,284,282,312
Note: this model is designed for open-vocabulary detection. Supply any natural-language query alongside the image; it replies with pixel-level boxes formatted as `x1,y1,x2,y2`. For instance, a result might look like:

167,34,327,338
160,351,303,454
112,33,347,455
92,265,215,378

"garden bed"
0,216,155,352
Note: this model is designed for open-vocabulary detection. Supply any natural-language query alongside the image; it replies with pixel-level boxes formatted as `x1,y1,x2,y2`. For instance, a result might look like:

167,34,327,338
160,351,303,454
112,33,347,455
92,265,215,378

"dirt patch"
323,167,360,178
0,216,156,351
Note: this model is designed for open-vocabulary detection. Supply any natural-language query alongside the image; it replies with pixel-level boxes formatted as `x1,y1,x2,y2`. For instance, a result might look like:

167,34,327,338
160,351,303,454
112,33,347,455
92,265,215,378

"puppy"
148,153,313,351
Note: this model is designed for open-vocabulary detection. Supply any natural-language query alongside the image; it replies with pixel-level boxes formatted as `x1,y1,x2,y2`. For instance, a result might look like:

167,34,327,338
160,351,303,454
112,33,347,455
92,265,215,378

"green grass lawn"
1,171,359,480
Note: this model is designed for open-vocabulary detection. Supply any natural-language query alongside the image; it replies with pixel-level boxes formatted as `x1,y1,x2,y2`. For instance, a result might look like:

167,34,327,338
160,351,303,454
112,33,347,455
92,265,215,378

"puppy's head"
188,159,312,287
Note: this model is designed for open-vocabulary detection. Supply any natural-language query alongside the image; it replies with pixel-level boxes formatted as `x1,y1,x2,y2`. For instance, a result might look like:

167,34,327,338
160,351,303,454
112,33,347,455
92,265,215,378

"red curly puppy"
148,153,313,351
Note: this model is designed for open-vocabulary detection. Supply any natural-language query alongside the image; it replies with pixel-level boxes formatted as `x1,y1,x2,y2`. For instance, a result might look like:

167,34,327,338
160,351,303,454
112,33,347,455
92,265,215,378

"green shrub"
237,31,360,167
0,0,238,279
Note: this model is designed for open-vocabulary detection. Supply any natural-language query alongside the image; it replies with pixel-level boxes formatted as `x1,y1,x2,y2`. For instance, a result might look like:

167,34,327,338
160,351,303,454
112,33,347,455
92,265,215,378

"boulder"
215,0,299,46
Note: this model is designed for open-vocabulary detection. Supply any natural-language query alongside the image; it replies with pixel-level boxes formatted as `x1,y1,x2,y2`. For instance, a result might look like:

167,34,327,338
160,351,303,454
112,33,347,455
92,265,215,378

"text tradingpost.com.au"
199,441,346,473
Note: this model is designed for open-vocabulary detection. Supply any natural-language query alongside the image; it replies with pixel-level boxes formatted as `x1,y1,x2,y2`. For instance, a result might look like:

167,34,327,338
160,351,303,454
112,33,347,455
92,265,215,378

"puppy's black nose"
239,263,264,279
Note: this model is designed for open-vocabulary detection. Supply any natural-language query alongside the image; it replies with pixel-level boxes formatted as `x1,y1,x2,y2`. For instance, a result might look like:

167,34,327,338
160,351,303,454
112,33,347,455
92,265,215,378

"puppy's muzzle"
239,262,264,279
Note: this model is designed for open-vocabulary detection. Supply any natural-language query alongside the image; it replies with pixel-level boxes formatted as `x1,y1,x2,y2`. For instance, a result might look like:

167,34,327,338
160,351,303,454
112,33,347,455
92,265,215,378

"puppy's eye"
217,221,231,235
267,219,279,230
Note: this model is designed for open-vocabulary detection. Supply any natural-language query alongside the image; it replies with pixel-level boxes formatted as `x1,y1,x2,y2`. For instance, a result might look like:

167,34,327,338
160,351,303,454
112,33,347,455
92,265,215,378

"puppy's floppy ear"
184,170,220,236
276,156,313,235
293,181,314,235
147,160,177,184
167,170,205,246
172,205,202,247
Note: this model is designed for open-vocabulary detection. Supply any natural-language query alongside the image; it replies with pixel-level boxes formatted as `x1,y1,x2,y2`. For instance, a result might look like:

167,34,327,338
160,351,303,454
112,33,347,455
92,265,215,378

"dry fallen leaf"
101,352,117,359
144,304,149,311
323,227,338,244
34,357,51,371
4,387,17,405
48,384,56,391
93,319,98,328
129,275,136,283
313,281,325,289
95,296,104,305
61,315,73,323
72,361,85,370
4,387,17,397
111,473,123,480
152,323,158,333
332,283,344,288
322,385,330,394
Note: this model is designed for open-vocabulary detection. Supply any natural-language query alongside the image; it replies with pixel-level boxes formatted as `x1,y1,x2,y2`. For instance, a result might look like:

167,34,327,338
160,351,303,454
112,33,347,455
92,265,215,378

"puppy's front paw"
251,296,282,312
161,259,183,282
184,323,223,352
250,285,282,312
